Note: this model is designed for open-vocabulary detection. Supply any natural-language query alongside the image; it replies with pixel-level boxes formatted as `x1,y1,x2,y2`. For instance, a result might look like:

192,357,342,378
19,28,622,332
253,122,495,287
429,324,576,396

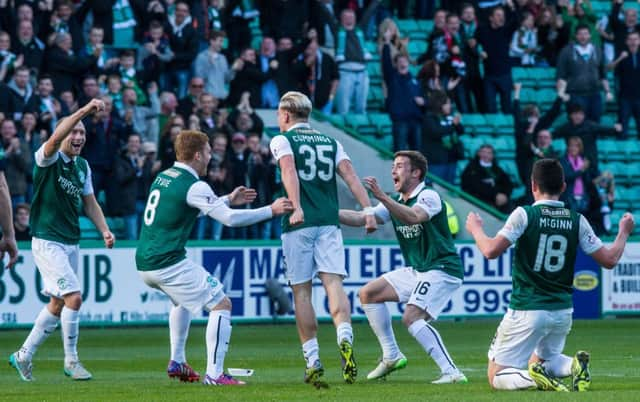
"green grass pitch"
1,319,639,401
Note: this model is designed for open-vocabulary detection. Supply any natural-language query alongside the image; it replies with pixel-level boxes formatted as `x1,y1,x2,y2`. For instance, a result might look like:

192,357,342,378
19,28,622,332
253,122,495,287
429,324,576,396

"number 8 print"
144,189,161,226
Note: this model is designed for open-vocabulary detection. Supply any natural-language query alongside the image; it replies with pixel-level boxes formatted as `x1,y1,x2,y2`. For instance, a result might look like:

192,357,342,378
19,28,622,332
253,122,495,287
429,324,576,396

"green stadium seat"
552,139,566,155
369,112,392,136
520,88,536,103
107,217,127,240
79,216,101,240
529,67,556,81
396,19,419,36
407,40,427,58
537,88,558,106
463,114,492,135
346,114,377,136
512,68,529,83
367,86,384,110
416,20,434,33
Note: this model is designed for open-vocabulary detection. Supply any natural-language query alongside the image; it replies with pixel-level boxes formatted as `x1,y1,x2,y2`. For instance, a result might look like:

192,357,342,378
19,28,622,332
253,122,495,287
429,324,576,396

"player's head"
531,158,566,198
277,91,312,132
58,117,86,158
175,130,211,176
392,150,428,193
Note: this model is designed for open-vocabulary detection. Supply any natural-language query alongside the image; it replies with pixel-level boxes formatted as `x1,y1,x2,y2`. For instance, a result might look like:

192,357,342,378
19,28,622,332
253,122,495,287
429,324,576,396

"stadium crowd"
0,0,637,241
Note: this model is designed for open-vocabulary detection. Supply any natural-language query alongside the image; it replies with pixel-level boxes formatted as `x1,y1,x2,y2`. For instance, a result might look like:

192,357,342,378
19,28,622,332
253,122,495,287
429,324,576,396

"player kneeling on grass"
340,151,467,384
135,130,293,386
466,158,634,392
9,99,115,381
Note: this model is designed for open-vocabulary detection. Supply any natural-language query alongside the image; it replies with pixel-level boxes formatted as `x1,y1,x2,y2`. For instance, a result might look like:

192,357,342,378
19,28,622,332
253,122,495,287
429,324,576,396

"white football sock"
408,320,457,374
542,354,573,378
492,368,537,390
362,303,401,360
61,306,80,364
336,321,353,345
169,305,191,363
19,307,59,361
302,338,320,368
206,310,231,378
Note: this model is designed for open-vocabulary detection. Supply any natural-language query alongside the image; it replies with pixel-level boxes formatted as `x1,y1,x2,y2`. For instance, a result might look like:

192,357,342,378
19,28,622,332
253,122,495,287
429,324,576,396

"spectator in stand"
194,30,242,102
556,24,611,123
417,8,447,66
26,75,66,136
422,90,465,184
444,13,471,113
205,0,225,34
460,3,485,112
193,93,220,137
536,6,569,66
309,0,339,55
512,82,565,188
0,30,22,84
107,133,143,240
1,119,32,207
274,34,314,96
83,95,132,196
105,74,124,113
59,89,78,114
224,131,249,239
225,0,260,56
381,27,424,152
417,59,460,99
228,48,277,109
258,37,281,108
164,1,198,98
43,0,86,53
7,66,34,121
509,12,539,66
557,0,599,44
19,112,46,159
110,50,147,106
201,132,231,240
137,20,174,87
246,131,277,240
593,170,615,234
554,103,622,175
12,19,44,75
461,144,514,213
376,18,409,65
158,91,178,134
260,0,309,42
13,203,31,241
226,99,265,137
610,0,640,56
559,135,605,233
45,32,99,96
334,8,372,115
477,5,518,113
292,39,339,114
177,77,206,121
77,75,101,108
158,115,184,170
136,140,160,233
608,31,640,138
81,26,119,77
120,84,160,144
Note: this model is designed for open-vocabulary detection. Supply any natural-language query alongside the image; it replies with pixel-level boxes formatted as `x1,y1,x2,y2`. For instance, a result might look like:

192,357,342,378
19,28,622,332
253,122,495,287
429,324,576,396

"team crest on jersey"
57,278,68,290
77,169,86,184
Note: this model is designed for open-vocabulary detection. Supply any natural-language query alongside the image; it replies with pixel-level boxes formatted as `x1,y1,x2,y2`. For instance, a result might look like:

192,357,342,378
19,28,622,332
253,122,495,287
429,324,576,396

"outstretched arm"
466,212,513,259
337,159,377,233
591,213,634,269
83,193,115,248
43,98,104,158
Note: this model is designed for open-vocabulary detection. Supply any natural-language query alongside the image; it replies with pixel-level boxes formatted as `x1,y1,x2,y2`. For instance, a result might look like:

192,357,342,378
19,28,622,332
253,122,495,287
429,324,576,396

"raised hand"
229,186,258,206
363,176,386,200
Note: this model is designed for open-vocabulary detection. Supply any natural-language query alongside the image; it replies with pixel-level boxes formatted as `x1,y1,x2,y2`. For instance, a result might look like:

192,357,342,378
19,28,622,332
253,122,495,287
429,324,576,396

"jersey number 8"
144,189,161,226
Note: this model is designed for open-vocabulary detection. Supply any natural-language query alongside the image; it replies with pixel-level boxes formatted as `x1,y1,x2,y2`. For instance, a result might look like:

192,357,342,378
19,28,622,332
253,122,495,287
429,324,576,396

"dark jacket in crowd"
292,48,339,110
82,116,131,171
382,44,423,122
167,19,199,71
12,37,45,74
308,0,338,48
476,10,518,77
513,96,564,185
556,44,605,96
461,157,513,213
260,0,310,42
611,2,640,56
615,50,640,100
422,113,465,165
44,46,98,96
228,61,276,108
107,151,139,216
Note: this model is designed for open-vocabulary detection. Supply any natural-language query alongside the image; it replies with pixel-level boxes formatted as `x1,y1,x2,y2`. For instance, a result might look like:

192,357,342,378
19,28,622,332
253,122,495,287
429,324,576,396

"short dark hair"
575,23,590,34
38,73,52,82
394,150,428,180
532,159,565,195
148,20,164,31
567,102,584,115
120,50,135,58
209,30,226,41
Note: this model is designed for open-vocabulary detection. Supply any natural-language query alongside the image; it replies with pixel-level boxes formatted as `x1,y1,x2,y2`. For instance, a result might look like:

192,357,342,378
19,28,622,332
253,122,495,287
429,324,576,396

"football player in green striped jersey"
340,151,467,384
466,158,634,391
271,91,377,387
9,99,114,382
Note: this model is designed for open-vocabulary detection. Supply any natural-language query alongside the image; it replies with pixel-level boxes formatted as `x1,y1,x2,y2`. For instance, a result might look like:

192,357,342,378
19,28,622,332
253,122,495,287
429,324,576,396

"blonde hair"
278,91,312,120
175,130,209,162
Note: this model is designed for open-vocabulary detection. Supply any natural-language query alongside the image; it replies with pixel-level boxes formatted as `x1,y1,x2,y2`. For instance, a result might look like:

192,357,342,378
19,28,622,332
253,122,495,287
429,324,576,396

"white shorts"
281,225,346,285
488,308,573,369
382,268,462,320
32,237,80,298
138,259,226,315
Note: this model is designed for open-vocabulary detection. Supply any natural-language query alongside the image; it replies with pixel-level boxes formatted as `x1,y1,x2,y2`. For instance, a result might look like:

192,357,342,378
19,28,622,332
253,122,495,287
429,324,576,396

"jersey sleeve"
35,144,59,167
186,180,224,215
373,202,391,223
335,140,350,165
269,135,293,161
497,207,529,244
578,214,604,255
83,163,94,195
415,189,443,218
